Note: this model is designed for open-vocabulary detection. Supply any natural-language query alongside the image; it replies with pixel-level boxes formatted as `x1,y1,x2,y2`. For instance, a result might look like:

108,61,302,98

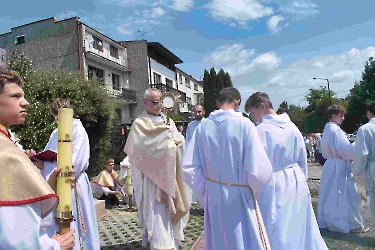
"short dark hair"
217,87,241,104
0,68,24,94
50,98,72,116
327,105,346,119
366,102,375,114
244,92,273,112
104,158,114,165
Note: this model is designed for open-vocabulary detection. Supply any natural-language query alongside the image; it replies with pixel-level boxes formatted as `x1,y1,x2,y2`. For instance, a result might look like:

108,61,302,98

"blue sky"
1,0,375,111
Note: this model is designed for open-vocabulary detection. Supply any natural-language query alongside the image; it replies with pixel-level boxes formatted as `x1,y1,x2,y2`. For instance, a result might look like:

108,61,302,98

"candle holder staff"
37,98,100,250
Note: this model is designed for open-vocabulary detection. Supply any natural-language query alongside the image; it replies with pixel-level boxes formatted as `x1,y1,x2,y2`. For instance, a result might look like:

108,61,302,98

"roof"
147,42,183,64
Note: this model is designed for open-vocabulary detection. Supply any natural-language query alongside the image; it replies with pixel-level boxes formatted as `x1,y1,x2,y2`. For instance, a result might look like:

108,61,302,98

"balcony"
84,43,130,71
110,87,137,103
150,83,186,103
178,102,194,113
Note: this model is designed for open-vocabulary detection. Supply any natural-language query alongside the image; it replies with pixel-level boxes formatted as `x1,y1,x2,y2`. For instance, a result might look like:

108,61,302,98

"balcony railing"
84,43,130,68
110,87,137,103
150,83,186,102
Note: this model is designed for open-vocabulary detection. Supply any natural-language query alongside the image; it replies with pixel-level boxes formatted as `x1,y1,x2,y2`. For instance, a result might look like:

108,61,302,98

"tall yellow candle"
56,108,73,218
127,167,132,196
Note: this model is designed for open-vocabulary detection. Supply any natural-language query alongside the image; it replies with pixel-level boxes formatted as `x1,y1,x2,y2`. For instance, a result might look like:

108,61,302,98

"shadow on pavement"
100,240,148,250
320,229,375,248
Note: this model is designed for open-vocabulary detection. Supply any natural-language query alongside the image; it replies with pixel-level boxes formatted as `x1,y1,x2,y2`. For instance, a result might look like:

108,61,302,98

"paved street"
98,161,375,249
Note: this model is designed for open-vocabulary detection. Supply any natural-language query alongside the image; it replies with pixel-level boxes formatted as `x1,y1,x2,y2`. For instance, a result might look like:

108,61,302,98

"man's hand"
32,158,45,170
47,167,76,192
52,229,75,250
24,149,36,157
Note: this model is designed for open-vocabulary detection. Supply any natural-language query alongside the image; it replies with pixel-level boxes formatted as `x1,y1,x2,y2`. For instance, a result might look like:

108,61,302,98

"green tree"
203,67,233,117
303,86,347,133
343,58,375,133
288,104,308,132
9,53,118,177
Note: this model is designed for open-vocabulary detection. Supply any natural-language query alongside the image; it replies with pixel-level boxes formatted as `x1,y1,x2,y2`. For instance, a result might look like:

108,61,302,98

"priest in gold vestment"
124,88,192,250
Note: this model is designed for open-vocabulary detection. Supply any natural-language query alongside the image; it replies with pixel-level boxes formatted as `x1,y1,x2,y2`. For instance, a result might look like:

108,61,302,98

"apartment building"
176,67,203,119
0,48,6,68
0,17,135,123
0,16,203,122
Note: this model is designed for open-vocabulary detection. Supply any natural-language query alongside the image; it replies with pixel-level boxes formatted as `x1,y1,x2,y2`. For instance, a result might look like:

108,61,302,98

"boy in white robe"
353,102,375,229
38,98,100,250
182,87,273,250
318,105,368,233
245,92,327,250
0,68,75,249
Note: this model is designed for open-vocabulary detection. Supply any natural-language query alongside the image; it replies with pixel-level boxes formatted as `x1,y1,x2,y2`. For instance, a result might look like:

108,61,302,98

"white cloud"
151,7,166,18
267,15,284,33
170,0,194,11
313,61,324,68
116,24,133,35
207,0,273,24
251,52,282,70
280,0,319,19
204,44,281,77
204,44,255,66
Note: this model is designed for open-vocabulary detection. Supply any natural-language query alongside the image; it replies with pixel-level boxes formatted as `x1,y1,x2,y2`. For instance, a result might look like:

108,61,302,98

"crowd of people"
2,67,375,249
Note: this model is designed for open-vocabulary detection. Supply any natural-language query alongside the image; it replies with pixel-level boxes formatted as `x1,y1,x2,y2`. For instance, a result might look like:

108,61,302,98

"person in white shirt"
185,105,205,146
318,105,368,233
245,92,327,250
353,102,375,229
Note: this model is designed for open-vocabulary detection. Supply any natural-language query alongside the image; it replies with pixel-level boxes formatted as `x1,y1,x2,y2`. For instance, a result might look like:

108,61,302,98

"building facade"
0,16,203,123
0,48,6,68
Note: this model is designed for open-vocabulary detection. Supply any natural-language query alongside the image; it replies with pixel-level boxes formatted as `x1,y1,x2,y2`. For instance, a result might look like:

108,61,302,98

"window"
1,55,5,62
166,78,173,88
187,97,192,104
185,78,191,88
153,72,161,84
88,65,104,83
92,36,103,51
179,75,182,84
15,35,26,45
112,73,120,90
194,84,198,91
110,45,119,59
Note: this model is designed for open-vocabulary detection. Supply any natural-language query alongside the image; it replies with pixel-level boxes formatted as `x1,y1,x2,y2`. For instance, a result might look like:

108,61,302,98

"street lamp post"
313,77,331,106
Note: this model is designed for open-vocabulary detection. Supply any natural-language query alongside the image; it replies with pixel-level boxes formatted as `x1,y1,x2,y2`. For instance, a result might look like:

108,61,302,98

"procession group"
1,67,375,250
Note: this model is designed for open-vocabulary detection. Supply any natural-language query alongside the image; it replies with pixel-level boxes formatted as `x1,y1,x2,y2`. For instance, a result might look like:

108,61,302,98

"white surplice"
182,109,273,250
353,117,375,228
318,122,364,233
256,114,327,250
131,114,185,250
0,204,61,250
185,118,205,146
41,119,100,250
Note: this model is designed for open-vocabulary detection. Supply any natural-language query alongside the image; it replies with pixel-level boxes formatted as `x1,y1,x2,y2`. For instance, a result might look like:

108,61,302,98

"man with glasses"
182,87,273,250
125,88,192,250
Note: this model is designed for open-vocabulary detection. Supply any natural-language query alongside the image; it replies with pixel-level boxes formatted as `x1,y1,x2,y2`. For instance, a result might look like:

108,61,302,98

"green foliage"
203,67,233,116
169,113,186,122
9,53,118,177
288,104,308,132
303,86,347,133
343,58,375,133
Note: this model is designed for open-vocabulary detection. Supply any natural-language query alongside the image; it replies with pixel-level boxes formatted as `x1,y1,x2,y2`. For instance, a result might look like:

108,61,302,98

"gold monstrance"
55,108,74,234
159,92,180,125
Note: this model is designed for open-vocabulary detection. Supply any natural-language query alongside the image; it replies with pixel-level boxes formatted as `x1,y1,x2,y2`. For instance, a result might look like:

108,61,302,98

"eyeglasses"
145,99,160,106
